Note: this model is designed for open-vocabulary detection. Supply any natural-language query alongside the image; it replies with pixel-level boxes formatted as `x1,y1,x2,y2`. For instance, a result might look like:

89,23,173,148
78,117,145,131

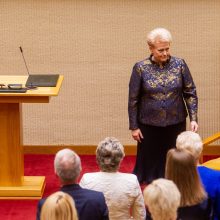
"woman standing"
128,27,198,184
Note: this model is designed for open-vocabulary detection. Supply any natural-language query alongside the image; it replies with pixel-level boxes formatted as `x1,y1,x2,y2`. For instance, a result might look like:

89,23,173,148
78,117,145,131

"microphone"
19,46,30,76
19,46,37,89
19,46,59,88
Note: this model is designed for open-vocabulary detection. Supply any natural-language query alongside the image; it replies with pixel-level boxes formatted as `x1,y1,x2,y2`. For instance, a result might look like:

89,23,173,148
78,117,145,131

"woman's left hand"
190,121,198,132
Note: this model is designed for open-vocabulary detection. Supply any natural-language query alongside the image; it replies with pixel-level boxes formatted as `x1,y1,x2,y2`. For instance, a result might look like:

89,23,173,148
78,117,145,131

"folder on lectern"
25,74,59,87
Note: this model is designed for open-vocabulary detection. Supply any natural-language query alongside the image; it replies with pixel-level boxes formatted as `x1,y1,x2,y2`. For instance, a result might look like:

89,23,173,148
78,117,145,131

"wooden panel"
203,145,220,155
0,96,50,103
24,145,137,155
0,176,45,199
0,103,23,186
203,132,220,146
0,75,63,97
24,144,220,157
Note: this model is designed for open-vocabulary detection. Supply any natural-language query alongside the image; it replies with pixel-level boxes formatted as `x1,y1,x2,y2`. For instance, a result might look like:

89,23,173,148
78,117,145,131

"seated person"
166,148,213,220
80,137,146,220
36,149,109,220
41,191,78,220
176,131,220,220
143,178,180,220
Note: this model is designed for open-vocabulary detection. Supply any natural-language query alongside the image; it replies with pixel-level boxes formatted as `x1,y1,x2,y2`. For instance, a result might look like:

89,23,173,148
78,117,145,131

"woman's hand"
190,121,198,132
131,129,144,143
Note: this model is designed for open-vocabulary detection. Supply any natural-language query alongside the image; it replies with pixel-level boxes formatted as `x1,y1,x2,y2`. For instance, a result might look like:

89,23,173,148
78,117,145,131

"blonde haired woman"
166,149,213,220
143,178,180,220
41,191,78,220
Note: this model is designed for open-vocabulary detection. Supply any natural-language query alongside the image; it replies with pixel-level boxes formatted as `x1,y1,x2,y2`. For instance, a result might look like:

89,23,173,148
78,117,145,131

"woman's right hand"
131,129,144,143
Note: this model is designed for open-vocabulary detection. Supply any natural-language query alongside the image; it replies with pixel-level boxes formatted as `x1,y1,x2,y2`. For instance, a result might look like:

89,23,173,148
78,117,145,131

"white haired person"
128,27,198,184
143,178,180,220
36,149,109,220
80,137,146,220
176,131,220,220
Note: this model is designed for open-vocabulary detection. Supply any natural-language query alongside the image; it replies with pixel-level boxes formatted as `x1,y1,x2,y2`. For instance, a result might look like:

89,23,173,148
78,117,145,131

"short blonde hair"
41,191,78,220
147,28,172,46
176,131,203,161
96,137,125,172
143,178,180,220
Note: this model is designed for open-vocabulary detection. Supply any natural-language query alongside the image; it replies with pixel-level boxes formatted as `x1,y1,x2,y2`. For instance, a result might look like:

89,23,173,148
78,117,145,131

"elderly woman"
176,131,220,220
166,148,213,219
128,27,198,184
41,191,78,220
143,178,180,220
80,137,146,220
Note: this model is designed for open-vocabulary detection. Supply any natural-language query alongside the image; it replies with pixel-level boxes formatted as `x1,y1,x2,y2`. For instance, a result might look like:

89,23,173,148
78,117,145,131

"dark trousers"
133,120,186,184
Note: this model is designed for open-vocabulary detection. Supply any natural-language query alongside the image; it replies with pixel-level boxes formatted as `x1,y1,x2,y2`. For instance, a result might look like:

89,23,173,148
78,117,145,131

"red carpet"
0,154,135,220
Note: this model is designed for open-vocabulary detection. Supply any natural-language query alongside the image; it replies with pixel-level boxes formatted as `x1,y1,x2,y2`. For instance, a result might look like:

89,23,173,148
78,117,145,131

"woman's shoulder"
117,172,139,182
134,57,151,67
170,56,185,64
80,172,100,180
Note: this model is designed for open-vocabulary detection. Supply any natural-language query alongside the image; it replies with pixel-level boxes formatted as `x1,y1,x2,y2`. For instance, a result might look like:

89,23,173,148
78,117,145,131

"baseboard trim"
23,145,220,156
24,145,137,155
203,145,220,155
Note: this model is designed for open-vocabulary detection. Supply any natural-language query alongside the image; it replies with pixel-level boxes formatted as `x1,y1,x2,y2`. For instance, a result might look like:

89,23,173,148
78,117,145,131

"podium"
0,75,63,199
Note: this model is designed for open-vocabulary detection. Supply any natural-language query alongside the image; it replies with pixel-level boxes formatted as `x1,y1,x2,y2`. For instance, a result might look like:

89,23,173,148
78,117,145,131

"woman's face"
149,41,170,64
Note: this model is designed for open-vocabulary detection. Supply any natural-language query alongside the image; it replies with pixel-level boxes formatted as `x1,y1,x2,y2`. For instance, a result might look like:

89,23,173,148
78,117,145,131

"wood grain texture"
0,103,23,185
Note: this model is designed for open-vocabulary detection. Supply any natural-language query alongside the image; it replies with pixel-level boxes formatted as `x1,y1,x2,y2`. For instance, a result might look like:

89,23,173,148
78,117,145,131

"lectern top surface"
0,75,63,97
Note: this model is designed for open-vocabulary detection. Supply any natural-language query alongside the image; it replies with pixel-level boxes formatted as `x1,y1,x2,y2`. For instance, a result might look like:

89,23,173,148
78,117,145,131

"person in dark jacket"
36,149,109,220
128,27,198,184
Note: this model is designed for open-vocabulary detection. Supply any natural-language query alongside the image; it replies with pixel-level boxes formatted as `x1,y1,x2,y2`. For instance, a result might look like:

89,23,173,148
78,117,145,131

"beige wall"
0,0,219,145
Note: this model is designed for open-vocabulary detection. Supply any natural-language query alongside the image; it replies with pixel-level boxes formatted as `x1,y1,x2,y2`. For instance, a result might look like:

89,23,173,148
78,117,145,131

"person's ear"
149,45,153,53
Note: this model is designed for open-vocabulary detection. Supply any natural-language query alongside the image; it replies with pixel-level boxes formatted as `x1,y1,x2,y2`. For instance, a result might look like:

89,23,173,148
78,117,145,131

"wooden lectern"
0,75,63,199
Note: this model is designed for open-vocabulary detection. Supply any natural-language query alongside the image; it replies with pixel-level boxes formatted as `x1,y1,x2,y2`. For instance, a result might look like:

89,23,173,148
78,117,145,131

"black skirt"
133,120,186,184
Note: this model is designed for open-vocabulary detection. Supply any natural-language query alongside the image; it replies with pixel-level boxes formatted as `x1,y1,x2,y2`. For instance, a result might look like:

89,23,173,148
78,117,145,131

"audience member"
166,148,213,220
36,149,109,220
80,137,146,220
176,131,220,220
143,178,180,220
41,191,78,220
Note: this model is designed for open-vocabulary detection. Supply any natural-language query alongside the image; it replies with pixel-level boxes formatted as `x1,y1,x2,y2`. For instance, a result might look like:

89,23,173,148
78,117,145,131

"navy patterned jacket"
128,56,198,130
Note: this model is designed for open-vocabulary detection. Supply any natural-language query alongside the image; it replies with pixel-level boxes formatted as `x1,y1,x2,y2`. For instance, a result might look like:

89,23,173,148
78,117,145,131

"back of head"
96,137,125,172
41,191,78,220
143,178,180,220
176,131,203,161
54,149,81,184
147,27,172,46
165,149,206,206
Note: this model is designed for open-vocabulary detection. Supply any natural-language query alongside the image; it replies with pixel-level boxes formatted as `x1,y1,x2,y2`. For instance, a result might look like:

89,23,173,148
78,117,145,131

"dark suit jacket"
36,184,109,220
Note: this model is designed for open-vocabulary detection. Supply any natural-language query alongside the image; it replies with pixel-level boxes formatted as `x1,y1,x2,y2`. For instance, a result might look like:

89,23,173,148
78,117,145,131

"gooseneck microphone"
19,46,30,76
19,46,37,89
19,47,59,88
